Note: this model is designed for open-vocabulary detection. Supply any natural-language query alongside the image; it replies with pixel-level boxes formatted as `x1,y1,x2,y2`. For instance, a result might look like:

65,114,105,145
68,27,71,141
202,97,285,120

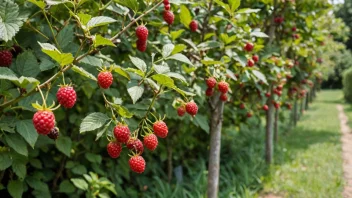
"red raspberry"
0,50,13,67
220,93,227,102
244,42,254,52
136,25,148,42
163,10,174,25
292,26,297,32
217,81,229,93
33,110,55,135
136,39,147,52
48,127,59,140
277,85,283,91
129,155,146,173
206,88,214,97
153,120,168,138
177,106,186,117
126,138,144,154
97,71,113,89
272,101,280,109
263,105,269,111
186,101,198,116
56,86,77,108
163,0,169,5
206,77,217,88
252,55,259,63
247,59,255,67
113,124,130,143
239,103,245,109
293,34,299,39
265,92,271,98
107,142,122,158
246,112,252,118
189,20,198,32
164,4,170,10
143,134,158,151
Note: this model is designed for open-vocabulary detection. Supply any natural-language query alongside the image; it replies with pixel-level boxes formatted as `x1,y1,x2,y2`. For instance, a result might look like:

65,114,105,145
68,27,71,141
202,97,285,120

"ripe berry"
252,55,259,63
239,103,245,109
33,110,55,135
206,77,217,88
247,59,255,67
136,39,147,52
277,85,283,91
0,50,13,67
153,120,168,138
164,4,170,10
220,94,227,102
127,138,144,154
186,101,198,116
56,86,77,108
293,34,300,39
265,92,271,98
163,10,174,25
263,105,269,111
113,124,130,143
292,26,297,32
244,42,254,52
246,112,252,118
98,71,113,89
129,155,146,173
163,0,169,5
206,88,214,97
136,25,148,41
177,106,186,117
189,20,198,32
48,127,59,140
217,81,229,93
273,101,280,109
107,142,122,158
143,134,158,151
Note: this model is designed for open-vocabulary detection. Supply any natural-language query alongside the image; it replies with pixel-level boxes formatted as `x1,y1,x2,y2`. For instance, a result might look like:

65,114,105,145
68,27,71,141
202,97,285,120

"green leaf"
72,164,87,175
236,8,260,14
198,41,221,49
12,160,27,179
170,29,185,40
77,13,91,26
0,0,27,41
115,0,139,12
87,16,117,29
0,67,18,81
59,180,75,194
250,31,269,38
214,0,231,15
94,34,116,47
95,122,111,141
129,56,147,72
56,136,72,157
194,114,209,133
167,54,193,66
162,44,175,58
26,177,49,192
80,113,110,133
71,178,88,190
80,56,102,67
113,66,130,80
57,25,74,49
29,159,42,169
166,72,187,84
154,65,170,74
0,152,12,170
110,104,134,118
72,65,97,81
38,42,74,66
252,70,268,84
152,74,175,88
180,5,192,29
8,180,23,198
85,153,102,164
127,81,144,104
106,3,129,16
15,120,38,149
28,0,45,9
172,44,187,54
229,0,240,12
5,134,27,156
39,58,56,71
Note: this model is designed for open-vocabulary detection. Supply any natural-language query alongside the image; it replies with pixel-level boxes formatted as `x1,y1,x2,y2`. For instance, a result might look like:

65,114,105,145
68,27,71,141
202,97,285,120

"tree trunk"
265,100,274,164
274,108,279,143
299,97,304,118
207,94,224,198
293,99,298,126
305,92,309,110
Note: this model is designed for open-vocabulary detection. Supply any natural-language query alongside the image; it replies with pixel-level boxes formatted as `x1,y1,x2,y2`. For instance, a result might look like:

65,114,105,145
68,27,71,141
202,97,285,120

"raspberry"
247,112,252,118
143,134,158,151
247,59,255,67
277,85,283,91
48,127,59,140
33,110,55,135
239,103,245,109
153,120,168,138
272,101,280,109
293,34,299,39
126,138,144,154
217,81,229,93
136,39,147,52
163,10,174,25
129,155,146,173
292,26,297,32
244,42,254,52
265,92,271,98
189,20,198,32
0,50,12,67
206,77,217,88
252,55,259,63
206,88,214,97
186,101,198,116
56,86,77,108
220,93,227,102
177,106,186,117
136,25,148,41
164,4,170,10
107,142,122,158
163,0,169,5
263,105,269,111
113,124,130,143
97,71,113,89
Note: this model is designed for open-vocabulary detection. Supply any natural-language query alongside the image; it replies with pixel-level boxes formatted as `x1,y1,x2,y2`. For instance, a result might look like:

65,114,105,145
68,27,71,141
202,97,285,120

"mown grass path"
262,90,344,198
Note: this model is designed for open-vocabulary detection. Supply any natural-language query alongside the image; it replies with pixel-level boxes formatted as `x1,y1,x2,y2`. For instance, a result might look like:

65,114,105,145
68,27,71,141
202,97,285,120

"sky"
329,0,344,4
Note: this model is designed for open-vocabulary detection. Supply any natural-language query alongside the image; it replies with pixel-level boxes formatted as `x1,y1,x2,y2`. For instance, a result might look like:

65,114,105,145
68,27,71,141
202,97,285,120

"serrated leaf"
127,82,144,104
180,5,192,29
129,56,147,72
5,134,27,156
170,29,185,40
162,44,175,58
0,67,18,81
152,74,175,88
87,16,117,29
125,68,144,77
172,44,187,54
166,72,187,83
107,3,129,16
250,31,269,38
0,152,12,170
77,13,91,26
237,8,261,14
113,66,130,80
172,87,196,97
28,0,46,9
15,120,38,149
56,136,72,157
252,70,268,84
79,56,102,67
110,104,133,118
229,0,240,12
194,114,209,133
95,121,111,141
8,180,23,198
72,65,97,81
59,180,75,194
115,0,139,12
94,34,116,48
167,54,193,66
71,178,88,190
13,51,40,77
38,42,74,66
0,0,27,41
154,65,170,74
57,25,74,49
80,113,110,133
85,153,102,164
12,160,26,179
198,41,221,49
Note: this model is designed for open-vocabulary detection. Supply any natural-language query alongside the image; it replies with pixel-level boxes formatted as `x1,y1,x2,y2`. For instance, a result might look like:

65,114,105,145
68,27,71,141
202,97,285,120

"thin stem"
37,85,47,108
43,10,60,49
99,0,113,11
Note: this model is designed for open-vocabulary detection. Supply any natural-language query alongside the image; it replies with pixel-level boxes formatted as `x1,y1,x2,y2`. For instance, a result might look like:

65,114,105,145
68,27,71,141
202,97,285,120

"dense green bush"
343,67,352,102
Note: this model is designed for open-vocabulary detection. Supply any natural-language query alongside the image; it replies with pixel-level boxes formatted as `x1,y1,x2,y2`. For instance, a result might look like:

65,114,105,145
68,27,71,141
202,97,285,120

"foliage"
343,67,352,102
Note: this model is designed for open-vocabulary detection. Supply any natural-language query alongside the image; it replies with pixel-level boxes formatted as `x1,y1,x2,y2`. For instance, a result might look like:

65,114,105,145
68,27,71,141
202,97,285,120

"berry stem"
37,85,47,108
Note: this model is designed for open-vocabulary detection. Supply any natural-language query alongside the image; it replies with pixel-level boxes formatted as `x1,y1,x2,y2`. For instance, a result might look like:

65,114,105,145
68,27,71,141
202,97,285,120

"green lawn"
262,90,344,198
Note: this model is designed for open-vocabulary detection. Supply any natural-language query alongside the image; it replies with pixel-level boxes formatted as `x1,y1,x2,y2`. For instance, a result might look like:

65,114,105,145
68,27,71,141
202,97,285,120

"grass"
262,90,344,198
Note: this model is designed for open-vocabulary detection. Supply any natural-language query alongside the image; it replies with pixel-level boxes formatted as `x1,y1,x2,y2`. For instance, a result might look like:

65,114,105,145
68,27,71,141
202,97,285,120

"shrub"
343,67,352,102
